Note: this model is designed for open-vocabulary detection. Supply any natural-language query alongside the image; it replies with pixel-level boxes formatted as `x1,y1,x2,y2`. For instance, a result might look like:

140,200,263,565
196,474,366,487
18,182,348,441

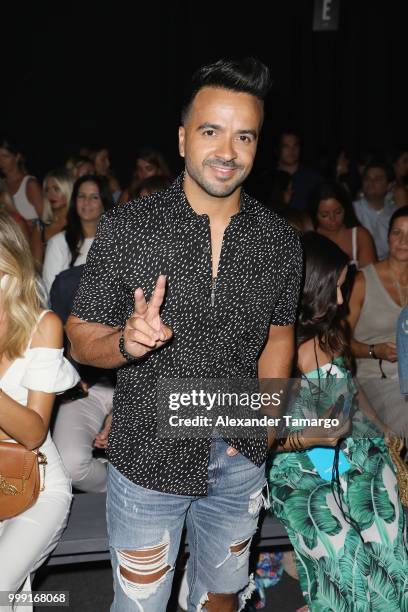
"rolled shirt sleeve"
71,213,126,328
270,232,303,326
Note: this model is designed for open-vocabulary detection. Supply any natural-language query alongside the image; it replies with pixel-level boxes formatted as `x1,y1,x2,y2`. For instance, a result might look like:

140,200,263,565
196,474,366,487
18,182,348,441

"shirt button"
202,246,210,254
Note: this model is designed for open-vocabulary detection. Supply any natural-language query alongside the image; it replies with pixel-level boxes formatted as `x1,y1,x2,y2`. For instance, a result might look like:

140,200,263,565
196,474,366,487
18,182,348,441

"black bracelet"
119,332,137,363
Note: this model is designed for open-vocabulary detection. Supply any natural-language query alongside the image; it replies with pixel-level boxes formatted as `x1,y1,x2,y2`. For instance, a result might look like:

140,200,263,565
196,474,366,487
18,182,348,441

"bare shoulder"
354,269,366,287
297,339,313,373
373,260,387,274
26,177,42,193
357,226,372,241
351,269,366,296
348,271,367,319
31,311,63,349
297,338,332,374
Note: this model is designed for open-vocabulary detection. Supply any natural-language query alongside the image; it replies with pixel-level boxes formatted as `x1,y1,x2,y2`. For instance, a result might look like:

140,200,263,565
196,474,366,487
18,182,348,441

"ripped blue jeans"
106,437,268,611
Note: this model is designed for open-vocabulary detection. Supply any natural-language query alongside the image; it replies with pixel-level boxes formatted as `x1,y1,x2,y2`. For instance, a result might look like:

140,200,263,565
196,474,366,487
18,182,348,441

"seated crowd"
1,133,408,611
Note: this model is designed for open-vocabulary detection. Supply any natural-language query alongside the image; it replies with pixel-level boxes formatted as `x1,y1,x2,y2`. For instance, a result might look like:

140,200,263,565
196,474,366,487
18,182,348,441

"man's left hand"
226,446,239,456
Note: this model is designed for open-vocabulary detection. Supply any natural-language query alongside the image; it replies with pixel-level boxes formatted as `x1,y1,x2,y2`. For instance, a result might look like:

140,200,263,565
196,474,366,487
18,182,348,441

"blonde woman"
30,169,74,272
0,211,79,610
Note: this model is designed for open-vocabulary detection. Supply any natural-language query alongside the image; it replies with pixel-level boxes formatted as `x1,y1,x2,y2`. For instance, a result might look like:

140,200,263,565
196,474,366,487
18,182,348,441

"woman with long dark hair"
268,232,408,611
42,174,114,295
309,180,376,269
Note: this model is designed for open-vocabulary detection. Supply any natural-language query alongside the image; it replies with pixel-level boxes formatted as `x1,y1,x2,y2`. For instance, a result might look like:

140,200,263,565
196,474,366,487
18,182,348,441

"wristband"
119,332,137,363
368,344,378,359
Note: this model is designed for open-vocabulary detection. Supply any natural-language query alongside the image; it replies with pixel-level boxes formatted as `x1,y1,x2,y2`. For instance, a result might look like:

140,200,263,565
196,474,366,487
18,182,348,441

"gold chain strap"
38,452,47,492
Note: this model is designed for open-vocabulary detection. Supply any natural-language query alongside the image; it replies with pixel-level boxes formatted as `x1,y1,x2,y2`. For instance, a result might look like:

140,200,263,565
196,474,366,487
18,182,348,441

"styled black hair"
298,232,350,357
308,180,359,229
66,174,114,265
388,205,408,237
181,57,272,124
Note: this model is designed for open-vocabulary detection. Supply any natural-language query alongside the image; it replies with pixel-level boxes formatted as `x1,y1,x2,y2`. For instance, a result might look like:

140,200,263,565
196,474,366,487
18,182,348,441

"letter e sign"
313,0,340,31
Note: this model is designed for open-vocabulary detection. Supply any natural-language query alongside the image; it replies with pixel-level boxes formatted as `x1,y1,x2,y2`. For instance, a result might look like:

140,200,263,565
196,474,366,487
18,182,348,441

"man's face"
95,149,110,176
279,134,300,166
363,167,389,201
178,86,263,198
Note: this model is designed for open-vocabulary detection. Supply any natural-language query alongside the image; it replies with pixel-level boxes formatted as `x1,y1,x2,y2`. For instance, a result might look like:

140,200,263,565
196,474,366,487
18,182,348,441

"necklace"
388,262,408,307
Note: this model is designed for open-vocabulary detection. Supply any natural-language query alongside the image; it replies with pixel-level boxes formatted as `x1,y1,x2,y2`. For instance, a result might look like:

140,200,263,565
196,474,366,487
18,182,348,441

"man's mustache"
204,158,244,170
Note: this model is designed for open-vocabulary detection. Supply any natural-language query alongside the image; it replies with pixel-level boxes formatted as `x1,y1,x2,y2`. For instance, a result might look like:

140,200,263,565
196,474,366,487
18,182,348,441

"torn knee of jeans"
197,575,256,611
116,541,172,604
229,537,251,555
215,536,253,569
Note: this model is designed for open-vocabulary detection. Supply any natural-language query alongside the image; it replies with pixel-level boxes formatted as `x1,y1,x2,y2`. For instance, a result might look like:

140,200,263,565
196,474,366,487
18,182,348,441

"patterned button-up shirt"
72,175,302,495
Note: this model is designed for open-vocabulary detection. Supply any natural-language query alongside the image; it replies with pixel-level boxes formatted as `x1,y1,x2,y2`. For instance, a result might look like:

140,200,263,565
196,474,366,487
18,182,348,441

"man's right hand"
123,274,173,359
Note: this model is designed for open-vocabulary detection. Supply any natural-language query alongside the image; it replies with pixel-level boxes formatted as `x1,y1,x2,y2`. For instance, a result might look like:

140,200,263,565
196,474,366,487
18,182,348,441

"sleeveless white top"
12,175,39,221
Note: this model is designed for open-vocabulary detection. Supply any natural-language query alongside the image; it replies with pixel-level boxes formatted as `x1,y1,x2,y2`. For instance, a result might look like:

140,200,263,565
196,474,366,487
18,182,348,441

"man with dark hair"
67,57,302,611
276,130,321,210
353,161,395,260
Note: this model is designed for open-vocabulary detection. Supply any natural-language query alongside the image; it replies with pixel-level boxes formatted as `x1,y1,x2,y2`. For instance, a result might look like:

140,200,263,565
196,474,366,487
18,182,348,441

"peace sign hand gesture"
123,275,173,359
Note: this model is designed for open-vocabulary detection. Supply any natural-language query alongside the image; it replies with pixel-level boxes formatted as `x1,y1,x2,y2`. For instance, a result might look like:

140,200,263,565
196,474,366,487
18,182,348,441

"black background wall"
1,0,407,182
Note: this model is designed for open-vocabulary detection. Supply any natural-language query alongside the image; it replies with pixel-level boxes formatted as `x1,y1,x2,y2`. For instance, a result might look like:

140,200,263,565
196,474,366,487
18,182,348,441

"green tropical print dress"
268,357,408,611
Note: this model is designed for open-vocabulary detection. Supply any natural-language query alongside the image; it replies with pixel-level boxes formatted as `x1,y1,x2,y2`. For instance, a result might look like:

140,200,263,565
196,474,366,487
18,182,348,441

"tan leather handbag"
0,441,47,520
387,437,408,508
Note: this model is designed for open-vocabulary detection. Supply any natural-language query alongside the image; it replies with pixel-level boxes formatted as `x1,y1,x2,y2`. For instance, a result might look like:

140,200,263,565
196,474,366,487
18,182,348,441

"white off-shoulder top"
0,346,79,406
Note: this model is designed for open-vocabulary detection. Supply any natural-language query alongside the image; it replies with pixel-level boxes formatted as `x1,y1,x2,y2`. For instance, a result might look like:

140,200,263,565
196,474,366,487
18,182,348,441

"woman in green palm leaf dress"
268,233,408,612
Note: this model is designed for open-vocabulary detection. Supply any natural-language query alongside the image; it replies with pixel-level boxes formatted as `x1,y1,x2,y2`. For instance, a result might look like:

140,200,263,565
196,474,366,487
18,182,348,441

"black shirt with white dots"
71,175,303,495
